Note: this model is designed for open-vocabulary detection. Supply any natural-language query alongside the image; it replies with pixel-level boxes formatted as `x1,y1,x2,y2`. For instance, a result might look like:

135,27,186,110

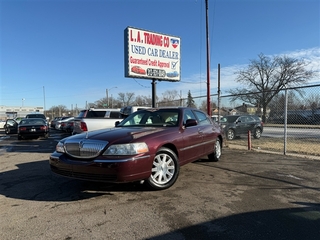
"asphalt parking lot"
0,130,319,240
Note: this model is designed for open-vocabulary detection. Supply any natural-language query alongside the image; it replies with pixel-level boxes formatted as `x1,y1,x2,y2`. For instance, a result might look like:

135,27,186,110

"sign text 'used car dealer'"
124,27,181,82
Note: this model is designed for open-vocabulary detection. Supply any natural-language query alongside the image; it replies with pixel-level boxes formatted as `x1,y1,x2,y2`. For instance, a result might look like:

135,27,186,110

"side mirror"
115,121,120,127
185,119,197,127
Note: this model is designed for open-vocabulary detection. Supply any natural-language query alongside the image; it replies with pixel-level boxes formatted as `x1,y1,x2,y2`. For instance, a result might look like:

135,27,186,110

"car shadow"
148,202,320,240
0,159,151,202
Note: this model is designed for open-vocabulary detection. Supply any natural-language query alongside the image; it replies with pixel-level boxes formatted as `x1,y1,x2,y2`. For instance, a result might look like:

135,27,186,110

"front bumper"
49,152,152,183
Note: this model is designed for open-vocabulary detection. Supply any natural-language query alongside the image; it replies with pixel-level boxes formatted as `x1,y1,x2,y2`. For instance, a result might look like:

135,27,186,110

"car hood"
62,127,167,145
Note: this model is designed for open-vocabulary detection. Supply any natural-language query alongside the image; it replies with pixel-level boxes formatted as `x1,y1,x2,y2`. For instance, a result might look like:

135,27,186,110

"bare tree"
134,95,153,106
228,53,314,122
305,93,320,122
93,98,108,108
305,93,320,109
48,105,68,117
158,90,179,107
118,92,135,107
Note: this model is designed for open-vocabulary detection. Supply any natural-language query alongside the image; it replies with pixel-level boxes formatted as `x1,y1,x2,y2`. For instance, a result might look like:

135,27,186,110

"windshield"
20,119,46,125
117,109,179,127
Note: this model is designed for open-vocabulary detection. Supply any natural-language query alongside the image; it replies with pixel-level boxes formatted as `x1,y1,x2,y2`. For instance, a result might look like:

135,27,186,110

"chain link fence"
158,84,320,157
218,84,320,157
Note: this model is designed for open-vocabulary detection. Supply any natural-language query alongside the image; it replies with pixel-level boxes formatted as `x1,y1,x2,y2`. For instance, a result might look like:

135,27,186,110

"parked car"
60,117,75,133
50,107,223,190
66,120,75,133
25,113,48,127
4,119,19,134
211,115,223,123
50,117,62,128
17,118,49,140
220,115,263,140
72,108,122,134
25,113,46,121
55,117,72,130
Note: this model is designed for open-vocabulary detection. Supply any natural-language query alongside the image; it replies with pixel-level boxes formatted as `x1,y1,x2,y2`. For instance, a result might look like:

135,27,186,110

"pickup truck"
72,108,122,134
72,106,151,135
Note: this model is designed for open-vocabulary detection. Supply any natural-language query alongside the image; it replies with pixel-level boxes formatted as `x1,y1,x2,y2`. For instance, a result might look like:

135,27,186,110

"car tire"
18,135,22,140
5,127,10,135
146,147,180,190
44,133,49,139
208,138,222,162
253,128,262,139
227,129,235,140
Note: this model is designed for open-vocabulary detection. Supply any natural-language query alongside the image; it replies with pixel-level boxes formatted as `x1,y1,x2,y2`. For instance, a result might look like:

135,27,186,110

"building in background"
0,105,44,120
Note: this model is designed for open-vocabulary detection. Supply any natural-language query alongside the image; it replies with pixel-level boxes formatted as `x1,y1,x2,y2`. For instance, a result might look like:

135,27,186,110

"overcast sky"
1,0,319,109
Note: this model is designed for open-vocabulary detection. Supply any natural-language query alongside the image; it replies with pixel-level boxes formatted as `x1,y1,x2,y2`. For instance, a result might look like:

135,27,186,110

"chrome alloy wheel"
151,153,175,185
215,139,221,159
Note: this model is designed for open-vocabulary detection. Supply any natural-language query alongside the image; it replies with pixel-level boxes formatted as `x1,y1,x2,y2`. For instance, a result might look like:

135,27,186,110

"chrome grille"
64,139,108,158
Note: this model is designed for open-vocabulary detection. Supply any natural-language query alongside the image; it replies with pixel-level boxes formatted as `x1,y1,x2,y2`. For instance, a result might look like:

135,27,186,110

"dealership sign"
124,27,181,82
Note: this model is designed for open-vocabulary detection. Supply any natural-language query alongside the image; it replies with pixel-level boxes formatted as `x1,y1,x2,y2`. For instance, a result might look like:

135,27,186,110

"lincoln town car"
49,107,223,190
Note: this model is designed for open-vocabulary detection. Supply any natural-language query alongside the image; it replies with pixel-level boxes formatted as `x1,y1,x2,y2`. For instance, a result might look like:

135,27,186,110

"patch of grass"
226,137,320,156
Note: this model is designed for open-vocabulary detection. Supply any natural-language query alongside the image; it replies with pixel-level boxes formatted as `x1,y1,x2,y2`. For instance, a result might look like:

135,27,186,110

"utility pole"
205,0,211,116
106,87,117,107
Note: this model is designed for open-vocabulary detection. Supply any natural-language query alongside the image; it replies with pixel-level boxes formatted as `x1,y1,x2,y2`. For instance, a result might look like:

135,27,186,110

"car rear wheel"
208,138,222,162
146,147,180,190
253,128,262,139
227,129,235,140
5,127,10,135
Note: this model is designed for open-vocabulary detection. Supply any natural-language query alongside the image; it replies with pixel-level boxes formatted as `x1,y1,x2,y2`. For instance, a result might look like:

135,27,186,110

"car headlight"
56,141,65,153
103,142,149,156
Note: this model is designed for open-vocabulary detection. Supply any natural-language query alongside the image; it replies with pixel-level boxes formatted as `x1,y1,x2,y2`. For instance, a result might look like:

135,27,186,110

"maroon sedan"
49,107,223,190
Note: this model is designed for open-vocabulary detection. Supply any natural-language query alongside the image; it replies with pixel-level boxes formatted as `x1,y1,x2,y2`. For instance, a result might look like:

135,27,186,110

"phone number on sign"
146,68,166,78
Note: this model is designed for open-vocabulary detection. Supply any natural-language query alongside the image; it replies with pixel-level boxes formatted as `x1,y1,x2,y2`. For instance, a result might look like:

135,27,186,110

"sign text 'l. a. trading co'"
124,27,181,82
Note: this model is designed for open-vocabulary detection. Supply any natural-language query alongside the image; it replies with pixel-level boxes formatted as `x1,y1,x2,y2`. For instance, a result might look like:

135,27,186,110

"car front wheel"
146,147,180,190
253,128,262,139
208,138,222,162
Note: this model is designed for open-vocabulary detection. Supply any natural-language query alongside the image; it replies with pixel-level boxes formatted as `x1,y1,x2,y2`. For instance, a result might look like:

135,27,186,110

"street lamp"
106,87,117,107
22,98,25,107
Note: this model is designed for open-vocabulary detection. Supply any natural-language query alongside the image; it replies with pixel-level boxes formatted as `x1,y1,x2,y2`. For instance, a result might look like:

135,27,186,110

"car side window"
87,111,106,118
247,116,254,122
194,110,211,125
183,109,196,125
105,111,121,119
7,119,17,126
239,116,248,123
